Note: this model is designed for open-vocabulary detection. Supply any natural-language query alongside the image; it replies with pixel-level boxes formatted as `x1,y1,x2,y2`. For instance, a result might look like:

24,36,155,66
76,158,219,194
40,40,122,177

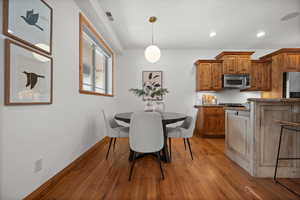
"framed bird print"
3,0,53,55
5,39,53,105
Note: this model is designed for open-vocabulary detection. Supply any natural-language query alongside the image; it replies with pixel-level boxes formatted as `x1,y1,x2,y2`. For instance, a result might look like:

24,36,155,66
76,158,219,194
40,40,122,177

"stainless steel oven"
223,74,249,89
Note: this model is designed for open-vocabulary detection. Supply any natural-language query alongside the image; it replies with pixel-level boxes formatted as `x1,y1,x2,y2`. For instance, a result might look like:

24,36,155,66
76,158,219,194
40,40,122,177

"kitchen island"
225,98,300,177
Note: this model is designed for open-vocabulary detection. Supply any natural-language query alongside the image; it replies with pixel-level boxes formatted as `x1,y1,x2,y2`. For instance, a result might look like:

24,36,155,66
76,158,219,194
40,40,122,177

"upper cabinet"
195,60,223,91
284,53,300,71
215,52,254,74
249,60,271,91
260,48,300,98
195,49,300,94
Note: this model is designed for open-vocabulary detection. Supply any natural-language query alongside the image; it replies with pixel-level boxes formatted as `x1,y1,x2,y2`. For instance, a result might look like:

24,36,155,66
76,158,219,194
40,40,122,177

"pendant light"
145,16,161,63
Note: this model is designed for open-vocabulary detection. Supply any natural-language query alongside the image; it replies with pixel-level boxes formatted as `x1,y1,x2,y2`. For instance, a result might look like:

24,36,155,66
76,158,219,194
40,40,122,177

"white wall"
116,49,274,116
0,0,118,199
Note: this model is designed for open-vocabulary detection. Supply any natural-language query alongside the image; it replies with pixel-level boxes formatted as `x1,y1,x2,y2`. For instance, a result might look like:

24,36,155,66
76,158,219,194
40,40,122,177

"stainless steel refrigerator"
283,72,300,98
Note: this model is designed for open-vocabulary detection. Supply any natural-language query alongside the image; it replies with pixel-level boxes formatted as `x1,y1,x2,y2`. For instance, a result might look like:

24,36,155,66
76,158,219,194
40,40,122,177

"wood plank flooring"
39,137,300,200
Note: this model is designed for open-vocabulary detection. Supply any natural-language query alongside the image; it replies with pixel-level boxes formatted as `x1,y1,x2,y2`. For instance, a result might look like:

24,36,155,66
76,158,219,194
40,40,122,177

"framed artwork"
79,13,114,97
3,0,53,55
5,39,53,105
142,71,163,101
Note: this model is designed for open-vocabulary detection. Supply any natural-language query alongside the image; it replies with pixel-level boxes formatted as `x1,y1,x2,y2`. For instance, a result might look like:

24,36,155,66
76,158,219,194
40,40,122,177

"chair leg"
183,138,187,150
169,138,172,161
156,151,165,180
106,138,113,160
113,138,117,152
129,151,136,181
186,138,194,160
274,126,284,182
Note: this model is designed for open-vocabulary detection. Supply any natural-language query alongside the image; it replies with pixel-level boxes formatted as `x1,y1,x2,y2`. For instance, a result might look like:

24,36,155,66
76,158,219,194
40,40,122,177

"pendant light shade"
145,45,161,63
145,16,161,63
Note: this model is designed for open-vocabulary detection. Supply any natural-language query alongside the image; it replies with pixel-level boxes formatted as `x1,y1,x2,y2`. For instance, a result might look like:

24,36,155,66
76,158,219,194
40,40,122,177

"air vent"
105,12,114,21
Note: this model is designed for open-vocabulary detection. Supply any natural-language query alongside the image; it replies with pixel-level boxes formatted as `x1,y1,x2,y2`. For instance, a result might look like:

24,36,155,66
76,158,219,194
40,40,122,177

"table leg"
162,124,171,163
129,149,134,161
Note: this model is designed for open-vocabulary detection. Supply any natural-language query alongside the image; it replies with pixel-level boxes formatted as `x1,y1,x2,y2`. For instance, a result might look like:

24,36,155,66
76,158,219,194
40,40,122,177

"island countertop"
247,98,300,103
224,107,250,111
194,104,224,108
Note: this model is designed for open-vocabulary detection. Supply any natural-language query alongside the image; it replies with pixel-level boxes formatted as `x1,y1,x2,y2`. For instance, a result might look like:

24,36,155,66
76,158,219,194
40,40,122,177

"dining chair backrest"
102,110,119,136
129,112,164,153
181,116,195,138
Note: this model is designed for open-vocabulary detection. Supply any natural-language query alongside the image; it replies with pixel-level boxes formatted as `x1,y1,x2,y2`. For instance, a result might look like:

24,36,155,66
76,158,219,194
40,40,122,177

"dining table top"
115,112,187,125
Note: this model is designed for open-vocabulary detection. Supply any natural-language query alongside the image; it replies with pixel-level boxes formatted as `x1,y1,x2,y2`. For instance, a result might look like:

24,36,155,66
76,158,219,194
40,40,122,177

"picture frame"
5,39,53,105
142,71,163,101
3,0,53,55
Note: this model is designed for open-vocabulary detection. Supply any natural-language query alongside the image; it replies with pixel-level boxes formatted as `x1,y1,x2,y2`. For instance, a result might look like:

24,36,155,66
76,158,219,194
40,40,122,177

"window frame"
79,13,114,97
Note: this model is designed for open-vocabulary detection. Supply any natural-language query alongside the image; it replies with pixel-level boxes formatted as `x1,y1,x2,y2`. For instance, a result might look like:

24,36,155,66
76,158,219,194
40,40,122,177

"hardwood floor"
39,137,300,200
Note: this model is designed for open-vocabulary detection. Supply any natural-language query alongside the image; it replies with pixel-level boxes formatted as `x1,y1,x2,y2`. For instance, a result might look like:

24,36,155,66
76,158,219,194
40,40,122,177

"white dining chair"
128,112,165,181
102,110,129,160
166,116,195,160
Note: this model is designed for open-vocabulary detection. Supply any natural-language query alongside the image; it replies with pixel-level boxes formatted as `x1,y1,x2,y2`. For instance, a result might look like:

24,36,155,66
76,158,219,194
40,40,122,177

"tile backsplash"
196,89,261,105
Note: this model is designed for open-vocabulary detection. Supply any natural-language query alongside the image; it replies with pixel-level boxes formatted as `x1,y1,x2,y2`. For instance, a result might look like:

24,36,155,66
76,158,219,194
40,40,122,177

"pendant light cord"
152,23,154,45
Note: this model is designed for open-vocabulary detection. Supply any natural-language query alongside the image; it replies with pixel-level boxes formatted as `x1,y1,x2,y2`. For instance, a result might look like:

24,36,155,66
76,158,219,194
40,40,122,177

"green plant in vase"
129,81,169,111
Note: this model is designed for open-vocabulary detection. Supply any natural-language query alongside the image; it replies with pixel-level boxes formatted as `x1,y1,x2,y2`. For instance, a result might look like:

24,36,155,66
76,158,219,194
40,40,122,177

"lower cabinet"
225,110,252,172
195,106,225,137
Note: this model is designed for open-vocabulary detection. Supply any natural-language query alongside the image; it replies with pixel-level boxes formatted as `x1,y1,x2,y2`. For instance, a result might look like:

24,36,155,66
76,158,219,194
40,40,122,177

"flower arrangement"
129,72,169,100
129,87,169,100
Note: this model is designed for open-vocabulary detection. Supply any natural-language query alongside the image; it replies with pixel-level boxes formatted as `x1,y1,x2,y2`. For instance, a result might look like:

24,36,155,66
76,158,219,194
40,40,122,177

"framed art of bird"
5,39,53,105
3,0,53,55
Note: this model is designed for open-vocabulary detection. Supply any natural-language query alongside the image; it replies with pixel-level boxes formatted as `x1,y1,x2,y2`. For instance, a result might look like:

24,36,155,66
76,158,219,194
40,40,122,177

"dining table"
114,112,187,163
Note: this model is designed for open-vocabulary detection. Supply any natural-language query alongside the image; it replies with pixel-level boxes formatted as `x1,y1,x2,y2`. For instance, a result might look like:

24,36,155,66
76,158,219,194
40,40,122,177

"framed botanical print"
142,71,163,101
5,39,53,105
3,0,53,55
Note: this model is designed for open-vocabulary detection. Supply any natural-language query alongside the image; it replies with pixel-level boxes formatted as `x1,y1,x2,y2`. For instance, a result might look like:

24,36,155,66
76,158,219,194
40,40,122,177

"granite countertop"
224,107,250,111
247,98,300,103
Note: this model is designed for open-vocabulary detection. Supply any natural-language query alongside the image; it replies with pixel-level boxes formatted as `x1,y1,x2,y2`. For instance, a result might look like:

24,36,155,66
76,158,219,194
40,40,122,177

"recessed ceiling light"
256,31,265,38
209,32,216,37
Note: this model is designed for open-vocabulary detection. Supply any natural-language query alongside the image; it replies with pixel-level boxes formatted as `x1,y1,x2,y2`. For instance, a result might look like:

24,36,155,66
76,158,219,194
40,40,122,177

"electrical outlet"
34,159,43,173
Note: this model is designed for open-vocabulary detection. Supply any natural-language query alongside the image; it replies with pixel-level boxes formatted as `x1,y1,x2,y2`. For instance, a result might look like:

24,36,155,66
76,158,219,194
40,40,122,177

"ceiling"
99,0,300,49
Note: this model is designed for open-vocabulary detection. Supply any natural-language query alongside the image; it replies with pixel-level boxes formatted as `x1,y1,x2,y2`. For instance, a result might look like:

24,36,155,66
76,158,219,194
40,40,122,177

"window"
79,13,114,96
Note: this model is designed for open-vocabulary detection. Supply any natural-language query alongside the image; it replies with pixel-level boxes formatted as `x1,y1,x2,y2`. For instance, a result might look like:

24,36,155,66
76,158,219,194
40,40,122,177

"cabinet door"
203,107,225,136
223,56,237,74
237,56,250,74
261,62,271,90
211,63,223,90
250,62,258,90
284,53,300,71
257,64,264,90
196,63,212,91
226,112,250,160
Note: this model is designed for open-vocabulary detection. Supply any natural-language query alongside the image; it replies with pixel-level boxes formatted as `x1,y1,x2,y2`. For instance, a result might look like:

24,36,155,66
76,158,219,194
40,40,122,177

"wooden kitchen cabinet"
211,63,223,89
195,106,225,138
222,55,237,74
215,52,254,74
260,48,300,98
283,53,300,71
195,60,223,91
249,60,271,91
237,56,251,74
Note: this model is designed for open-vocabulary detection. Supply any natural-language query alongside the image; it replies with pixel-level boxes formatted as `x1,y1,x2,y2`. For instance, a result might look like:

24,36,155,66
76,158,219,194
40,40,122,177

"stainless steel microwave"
223,74,250,89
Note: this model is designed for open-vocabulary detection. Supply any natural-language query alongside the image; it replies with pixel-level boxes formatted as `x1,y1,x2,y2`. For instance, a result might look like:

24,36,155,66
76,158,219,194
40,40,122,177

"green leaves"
129,88,169,99
129,88,146,97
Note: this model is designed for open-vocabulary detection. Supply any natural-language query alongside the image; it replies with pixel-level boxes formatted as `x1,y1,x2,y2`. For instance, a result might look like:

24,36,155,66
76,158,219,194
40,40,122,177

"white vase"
153,101,165,113
144,100,155,112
